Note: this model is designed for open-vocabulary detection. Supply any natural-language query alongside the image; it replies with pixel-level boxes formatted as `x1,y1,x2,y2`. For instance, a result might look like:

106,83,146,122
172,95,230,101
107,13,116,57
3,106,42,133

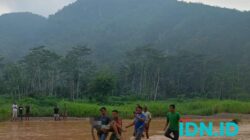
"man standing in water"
25,105,30,120
97,107,111,140
143,106,152,139
12,102,18,121
164,104,180,140
62,103,67,120
126,106,146,140
110,110,122,140
54,105,60,121
18,104,24,121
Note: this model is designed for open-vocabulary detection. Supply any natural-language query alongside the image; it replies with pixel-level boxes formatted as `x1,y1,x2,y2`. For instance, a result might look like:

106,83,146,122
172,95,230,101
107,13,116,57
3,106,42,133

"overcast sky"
0,0,249,17
0,0,76,17
181,0,250,11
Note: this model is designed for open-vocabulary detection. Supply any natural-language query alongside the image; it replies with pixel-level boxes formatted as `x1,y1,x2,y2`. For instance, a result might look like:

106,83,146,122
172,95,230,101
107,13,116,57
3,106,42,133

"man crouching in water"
110,110,123,140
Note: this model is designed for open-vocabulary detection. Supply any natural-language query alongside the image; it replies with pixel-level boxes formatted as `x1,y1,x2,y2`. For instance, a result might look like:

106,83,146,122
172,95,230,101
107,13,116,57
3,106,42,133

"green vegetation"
1,45,250,102
1,97,250,121
1,0,250,101
1,0,250,121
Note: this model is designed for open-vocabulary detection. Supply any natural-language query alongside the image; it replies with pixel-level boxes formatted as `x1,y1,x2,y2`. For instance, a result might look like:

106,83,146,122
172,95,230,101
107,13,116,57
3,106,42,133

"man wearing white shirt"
12,102,18,121
143,106,152,139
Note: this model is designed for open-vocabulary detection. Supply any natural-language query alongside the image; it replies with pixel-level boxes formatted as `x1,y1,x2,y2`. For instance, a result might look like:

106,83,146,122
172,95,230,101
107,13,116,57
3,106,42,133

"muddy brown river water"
0,118,249,140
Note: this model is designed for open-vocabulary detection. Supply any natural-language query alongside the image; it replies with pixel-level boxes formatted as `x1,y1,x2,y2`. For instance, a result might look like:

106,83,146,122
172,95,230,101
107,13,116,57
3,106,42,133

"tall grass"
0,97,250,121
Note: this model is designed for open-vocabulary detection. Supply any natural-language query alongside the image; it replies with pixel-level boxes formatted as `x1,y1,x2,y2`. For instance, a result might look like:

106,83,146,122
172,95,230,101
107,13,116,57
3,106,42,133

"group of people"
126,105,152,140
91,104,180,140
91,107,124,140
12,102,180,140
12,103,67,121
11,102,30,121
53,104,68,121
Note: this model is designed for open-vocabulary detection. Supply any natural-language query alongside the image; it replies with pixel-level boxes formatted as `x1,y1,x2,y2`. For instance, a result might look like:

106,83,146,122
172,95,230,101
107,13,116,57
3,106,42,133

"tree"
19,46,60,97
3,63,25,99
89,71,115,103
60,45,92,100
119,46,166,100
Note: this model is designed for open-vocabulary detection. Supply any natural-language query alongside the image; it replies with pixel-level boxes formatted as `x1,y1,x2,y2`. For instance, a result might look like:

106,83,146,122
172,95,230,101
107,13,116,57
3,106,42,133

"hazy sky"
181,0,250,11
0,0,249,17
0,0,76,17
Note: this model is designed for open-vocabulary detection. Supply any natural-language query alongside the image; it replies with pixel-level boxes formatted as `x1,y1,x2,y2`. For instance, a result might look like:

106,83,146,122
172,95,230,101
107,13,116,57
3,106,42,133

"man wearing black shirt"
54,105,60,121
25,105,30,120
19,105,24,121
97,107,111,140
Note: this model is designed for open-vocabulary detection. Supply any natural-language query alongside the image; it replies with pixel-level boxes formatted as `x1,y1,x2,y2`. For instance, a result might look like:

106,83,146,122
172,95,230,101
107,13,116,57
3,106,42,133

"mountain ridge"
0,0,250,64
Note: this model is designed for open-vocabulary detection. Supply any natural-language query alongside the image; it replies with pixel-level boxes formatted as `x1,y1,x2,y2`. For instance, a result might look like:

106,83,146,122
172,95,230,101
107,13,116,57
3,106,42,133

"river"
0,118,249,140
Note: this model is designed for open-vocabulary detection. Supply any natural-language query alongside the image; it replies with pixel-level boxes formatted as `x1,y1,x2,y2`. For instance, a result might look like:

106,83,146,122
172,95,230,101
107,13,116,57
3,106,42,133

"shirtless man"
110,110,123,140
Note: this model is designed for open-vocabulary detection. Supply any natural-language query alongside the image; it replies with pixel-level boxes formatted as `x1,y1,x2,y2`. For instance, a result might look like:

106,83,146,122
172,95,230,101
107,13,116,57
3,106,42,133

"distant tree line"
0,45,249,101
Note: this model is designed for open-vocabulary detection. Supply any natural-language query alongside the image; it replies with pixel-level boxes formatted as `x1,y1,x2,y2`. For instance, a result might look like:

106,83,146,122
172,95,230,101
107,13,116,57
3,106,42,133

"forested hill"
1,0,250,100
1,0,250,63
0,13,46,59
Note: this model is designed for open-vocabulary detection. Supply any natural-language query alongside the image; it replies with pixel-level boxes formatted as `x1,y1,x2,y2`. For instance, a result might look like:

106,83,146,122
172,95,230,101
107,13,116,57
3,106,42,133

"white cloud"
0,0,249,17
180,0,250,11
0,5,11,15
0,0,76,17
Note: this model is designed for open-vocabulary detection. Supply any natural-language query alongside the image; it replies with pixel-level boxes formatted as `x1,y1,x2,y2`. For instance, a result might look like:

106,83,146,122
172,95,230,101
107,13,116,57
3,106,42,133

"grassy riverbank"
1,97,250,121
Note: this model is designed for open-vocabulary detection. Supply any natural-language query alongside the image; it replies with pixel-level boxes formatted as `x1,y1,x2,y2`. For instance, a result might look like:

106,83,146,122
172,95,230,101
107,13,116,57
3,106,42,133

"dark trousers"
19,113,23,120
97,131,108,140
110,133,120,140
164,129,179,140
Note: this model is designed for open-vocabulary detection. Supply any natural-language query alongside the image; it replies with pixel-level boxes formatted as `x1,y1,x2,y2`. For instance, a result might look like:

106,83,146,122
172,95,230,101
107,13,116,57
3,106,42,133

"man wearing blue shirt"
126,106,146,140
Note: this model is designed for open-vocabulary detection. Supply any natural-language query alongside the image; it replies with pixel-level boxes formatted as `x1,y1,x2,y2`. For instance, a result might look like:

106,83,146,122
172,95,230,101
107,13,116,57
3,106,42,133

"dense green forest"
0,45,250,101
0,0,250,100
